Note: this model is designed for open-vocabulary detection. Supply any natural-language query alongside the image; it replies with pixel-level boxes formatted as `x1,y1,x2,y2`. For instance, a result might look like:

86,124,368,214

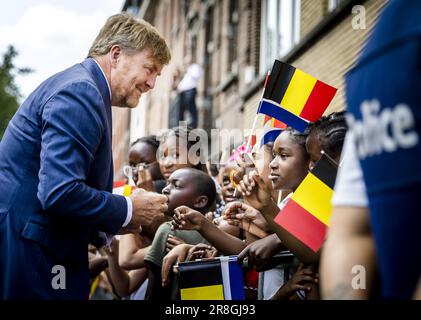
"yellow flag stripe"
280,69,317,115
123,185,132,196
291,173,333,226
180,284,224,300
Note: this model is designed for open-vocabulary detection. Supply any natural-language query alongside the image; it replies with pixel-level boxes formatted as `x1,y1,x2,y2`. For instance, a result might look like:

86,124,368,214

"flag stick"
244,71,270,153
233,71,270,198
277,190,282,205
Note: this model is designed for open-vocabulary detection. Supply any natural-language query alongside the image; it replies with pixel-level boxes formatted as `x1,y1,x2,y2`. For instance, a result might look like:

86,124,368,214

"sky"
0,0,125,100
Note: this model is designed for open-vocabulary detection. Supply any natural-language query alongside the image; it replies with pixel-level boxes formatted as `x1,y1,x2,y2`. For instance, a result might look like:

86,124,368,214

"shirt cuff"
122,196,133,228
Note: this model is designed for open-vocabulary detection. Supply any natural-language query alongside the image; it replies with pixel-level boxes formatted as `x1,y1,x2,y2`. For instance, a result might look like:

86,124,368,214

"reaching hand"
121,189,168,234
232,153,256,184
103,238,119,260
165,234,186,253
236,170,273,211
238,234,284,271
186,243,218,261
271,264,319,300
223,201,269,232
161,243,193,287
136,165,155,191
205,211,215,222
171,206,205,231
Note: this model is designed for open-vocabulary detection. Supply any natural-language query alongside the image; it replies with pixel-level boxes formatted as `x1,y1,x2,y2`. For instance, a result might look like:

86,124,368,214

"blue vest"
346,0,421,299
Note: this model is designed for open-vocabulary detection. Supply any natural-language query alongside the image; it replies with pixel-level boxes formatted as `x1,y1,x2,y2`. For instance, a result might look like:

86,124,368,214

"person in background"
127,135,165,193
176,55,202,128
305,111,347,169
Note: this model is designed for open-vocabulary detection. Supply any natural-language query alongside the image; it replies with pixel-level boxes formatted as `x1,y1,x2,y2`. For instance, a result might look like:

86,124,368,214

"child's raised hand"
165,234,186,252
230,152,256,189
237,170,272,211
205,211,214,222
103,238,119,259
238,234,284,271
222,201,270,233
136,165,155,191
271,264,319,300
225,217,268,239
171,206,205,231
186,243,218,261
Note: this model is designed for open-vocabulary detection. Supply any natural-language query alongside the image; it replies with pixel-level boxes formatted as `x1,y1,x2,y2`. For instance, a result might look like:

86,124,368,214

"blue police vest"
346,0,421,299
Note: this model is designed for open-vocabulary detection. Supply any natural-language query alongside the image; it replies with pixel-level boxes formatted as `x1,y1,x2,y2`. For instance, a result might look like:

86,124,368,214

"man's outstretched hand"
120,189,168,234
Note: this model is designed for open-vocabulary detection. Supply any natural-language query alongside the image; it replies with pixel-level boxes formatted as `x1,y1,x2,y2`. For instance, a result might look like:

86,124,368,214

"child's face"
158,135,192,180
305,133,323,171
218,162,242,204
129,142,162,183
269,131,309,191
162,169,203,216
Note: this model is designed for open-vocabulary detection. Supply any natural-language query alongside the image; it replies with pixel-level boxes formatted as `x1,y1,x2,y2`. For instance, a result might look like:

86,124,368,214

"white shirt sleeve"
122,196,133,227
189,64,202,81
332,131,369,207
177,64,203,91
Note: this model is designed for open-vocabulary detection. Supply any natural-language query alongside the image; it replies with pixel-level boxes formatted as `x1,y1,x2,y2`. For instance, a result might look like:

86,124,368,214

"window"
126,5,139,16
227,0,239,73
259,0,300,75
204,5,214,97
328,0,345,12
184,0,192,16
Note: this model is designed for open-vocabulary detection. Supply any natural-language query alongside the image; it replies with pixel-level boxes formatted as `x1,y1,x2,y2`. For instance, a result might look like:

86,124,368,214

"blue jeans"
179,88,198,128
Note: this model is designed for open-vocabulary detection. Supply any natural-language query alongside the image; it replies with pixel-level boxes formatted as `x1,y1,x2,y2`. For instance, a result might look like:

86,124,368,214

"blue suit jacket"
0,58,127,299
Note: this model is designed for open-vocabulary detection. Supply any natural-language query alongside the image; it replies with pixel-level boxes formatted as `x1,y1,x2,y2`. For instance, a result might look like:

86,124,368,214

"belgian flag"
274,153,338,252
178,256,245,300
112,180,135,196
259,60,337,132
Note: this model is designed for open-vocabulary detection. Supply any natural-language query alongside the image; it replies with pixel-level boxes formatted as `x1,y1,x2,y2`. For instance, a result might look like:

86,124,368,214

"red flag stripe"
264,115,272,124
274,198,327,252
263,71,270,88
299,80,337,122
273,118,287,129
113,180,127,188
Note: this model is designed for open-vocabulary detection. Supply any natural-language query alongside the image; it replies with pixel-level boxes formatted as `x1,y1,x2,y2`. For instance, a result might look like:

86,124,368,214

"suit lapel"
81,58,111,109
81,58,114,191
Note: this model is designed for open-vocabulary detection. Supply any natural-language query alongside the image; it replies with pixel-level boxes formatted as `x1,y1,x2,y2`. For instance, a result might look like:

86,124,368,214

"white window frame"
259,0,301,75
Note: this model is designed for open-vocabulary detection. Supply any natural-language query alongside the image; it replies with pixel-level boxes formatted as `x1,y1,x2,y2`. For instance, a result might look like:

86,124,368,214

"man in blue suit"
0,13,171,299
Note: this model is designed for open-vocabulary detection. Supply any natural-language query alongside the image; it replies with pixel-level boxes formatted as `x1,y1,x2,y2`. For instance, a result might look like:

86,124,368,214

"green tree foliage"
0,45,32,139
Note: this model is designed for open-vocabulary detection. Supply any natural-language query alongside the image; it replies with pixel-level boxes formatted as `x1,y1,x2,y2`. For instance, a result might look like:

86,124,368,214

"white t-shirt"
262,266,287,300
261,192,292,300
177,63,202,92
128,279,148,300
332,131,369,207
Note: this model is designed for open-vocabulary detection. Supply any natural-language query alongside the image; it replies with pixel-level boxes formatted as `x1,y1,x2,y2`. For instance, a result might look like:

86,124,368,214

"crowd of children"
89,112,349,300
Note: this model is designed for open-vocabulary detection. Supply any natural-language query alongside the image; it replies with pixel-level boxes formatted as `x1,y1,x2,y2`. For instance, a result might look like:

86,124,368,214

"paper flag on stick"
258,60,337,132
274,153,338,252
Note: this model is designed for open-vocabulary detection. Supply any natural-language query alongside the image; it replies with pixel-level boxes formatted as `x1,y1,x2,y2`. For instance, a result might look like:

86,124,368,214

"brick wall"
300,0,327,38
134,0,261,135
